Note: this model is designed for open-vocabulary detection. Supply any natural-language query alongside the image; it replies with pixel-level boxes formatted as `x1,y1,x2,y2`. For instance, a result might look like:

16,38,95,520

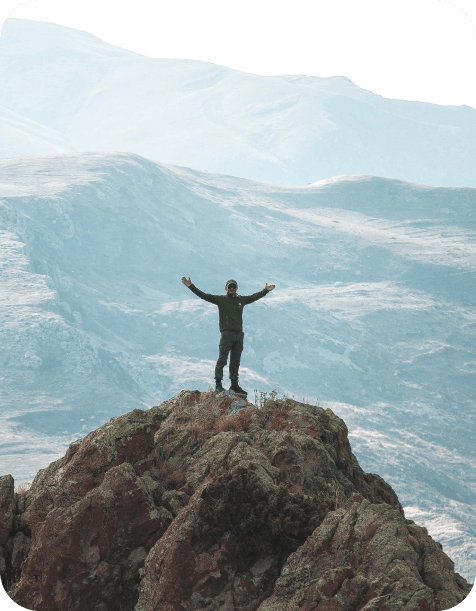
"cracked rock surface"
1,391,472,610
257,494,469,611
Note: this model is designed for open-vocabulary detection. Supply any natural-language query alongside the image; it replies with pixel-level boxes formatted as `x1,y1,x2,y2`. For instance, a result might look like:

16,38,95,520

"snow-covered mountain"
1,18,476,187
0,104,76,158
0,152,474,580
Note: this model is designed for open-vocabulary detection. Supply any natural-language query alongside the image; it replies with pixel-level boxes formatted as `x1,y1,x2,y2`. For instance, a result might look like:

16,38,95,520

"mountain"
1,392,473,609
0,105,76,158
1,18,476,187
0,152,475,580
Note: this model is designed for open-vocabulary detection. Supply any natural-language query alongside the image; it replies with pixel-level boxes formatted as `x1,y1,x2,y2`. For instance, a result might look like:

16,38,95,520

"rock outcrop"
1,391,472,610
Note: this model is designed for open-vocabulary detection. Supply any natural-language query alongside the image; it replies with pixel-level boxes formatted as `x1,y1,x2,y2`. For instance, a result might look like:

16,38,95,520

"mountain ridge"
1,18,476,186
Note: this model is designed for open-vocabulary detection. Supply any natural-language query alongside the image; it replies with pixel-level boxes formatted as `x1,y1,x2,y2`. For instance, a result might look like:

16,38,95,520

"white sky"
1,0,476,110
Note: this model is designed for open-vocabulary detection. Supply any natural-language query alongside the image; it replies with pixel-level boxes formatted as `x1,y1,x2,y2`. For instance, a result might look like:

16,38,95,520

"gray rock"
0,475,15,546
11,531,30,571
228,399,247,415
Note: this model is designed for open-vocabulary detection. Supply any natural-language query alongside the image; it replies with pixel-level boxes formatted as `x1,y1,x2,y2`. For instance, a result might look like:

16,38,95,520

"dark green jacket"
188,284,269,332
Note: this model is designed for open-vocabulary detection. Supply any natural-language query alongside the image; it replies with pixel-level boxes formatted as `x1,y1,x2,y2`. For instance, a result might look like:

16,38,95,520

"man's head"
225,279,238,295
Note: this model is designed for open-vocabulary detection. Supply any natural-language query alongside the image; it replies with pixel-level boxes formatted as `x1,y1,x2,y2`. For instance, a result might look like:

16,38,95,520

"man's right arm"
182,277,219,304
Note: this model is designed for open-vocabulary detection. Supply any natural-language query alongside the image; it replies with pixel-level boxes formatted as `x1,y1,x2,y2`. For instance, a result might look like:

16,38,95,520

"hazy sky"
1,0,476,110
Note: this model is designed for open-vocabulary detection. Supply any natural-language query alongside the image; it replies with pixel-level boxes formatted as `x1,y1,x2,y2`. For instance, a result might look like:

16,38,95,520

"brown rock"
11,531,30,576
0,547,5,576
0,474,15,587
136,478,283,611
9,462,172,610
24,404,170,522
256,494,471,611
256,400,403,514
406,521,472,610
4,391,472,611
0,475,15,546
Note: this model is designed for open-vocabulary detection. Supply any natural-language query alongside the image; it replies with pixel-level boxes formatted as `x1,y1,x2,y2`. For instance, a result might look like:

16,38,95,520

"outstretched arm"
181,276,219,305
242,283,275,305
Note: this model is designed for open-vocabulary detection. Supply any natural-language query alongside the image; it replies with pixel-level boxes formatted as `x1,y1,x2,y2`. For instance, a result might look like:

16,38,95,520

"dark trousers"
215,330,244,381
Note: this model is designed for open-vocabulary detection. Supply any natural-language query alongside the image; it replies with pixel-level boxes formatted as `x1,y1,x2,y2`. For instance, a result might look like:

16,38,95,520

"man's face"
226,283,237,296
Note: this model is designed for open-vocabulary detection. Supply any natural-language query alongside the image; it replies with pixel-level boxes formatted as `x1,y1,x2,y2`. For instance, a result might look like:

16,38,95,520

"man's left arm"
243,283,275,305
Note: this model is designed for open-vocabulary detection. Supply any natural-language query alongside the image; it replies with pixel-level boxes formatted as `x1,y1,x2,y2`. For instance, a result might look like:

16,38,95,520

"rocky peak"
1,390,472,610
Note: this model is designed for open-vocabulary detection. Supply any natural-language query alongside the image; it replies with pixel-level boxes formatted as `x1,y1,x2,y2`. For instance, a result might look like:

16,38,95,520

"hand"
182,277,192,287
266,283,275,291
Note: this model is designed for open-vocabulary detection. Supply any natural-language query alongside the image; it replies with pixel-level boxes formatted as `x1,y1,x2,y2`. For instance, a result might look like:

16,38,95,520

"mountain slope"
1,18,476,187
0,105,76,158
0,152,475,579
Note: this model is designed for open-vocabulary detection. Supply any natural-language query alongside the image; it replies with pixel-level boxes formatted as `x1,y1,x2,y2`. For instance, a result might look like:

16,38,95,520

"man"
181,277,275,394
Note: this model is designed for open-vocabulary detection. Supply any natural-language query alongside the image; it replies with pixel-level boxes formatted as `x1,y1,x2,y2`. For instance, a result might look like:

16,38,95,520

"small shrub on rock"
15,482,32,497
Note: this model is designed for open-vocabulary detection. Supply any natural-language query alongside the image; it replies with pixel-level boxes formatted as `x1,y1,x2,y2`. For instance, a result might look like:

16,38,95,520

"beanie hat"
226,279,238,288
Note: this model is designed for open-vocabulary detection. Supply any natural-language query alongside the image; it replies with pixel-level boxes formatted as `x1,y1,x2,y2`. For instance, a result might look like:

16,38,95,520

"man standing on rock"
181,277,275,395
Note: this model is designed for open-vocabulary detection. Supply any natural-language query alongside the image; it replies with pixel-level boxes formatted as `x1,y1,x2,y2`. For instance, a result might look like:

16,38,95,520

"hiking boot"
215,379,225,393
230,380,247,395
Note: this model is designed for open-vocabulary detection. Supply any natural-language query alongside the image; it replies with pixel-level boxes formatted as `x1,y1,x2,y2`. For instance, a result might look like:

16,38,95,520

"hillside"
1,391,472,610
1,18,476,186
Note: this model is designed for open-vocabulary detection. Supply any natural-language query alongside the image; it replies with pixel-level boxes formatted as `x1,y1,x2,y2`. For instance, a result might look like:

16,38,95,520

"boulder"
9,462,172,611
